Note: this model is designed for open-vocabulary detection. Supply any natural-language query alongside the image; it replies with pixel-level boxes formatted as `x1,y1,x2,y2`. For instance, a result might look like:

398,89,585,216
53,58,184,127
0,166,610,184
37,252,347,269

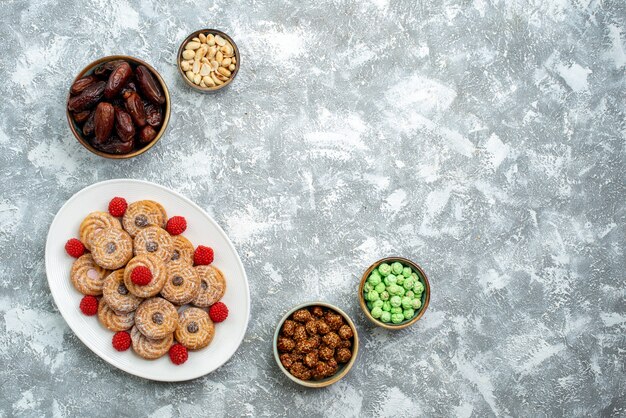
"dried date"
94,102,115,145
72,110,91,124
115,108,135,142
124,92,146,127
144,102,163,128
82,111,95,137
93,60,125,77
67,81,105,112
139,125,157,144
104,62,133,99
121,81,138,99
135,65,165,105
93,135,134,154
70,75,97,96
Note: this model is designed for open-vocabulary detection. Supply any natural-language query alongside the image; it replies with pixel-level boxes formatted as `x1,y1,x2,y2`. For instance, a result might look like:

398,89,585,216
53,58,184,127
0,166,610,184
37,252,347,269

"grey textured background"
0,0,625,416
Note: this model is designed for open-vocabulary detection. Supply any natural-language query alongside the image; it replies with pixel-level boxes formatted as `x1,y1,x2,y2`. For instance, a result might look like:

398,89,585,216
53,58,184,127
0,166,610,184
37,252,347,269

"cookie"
133,226,173,264
160,263,201,305
134,297,178,339
98,300,135,331
91,227,133,270
130,326,173,360
70,254,111,295
169,235,195,265
122,200,167,237
102,270,143,314
123,254,167,298
192,265,226,308
174,307,215,350
79,211,121,251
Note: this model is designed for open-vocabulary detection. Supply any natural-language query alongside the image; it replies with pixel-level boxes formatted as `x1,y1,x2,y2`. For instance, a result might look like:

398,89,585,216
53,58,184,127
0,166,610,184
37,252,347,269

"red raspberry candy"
166,216,187,235
112,331,131,351
108,197,128,217
79,295,98,316
209,302,229,323
169,343,188,365
131,266,152,286
65,238,85,258
194,246,214,265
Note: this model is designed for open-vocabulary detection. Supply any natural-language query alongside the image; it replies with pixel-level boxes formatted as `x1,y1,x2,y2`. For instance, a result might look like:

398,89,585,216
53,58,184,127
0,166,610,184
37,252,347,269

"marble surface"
0,0,625,416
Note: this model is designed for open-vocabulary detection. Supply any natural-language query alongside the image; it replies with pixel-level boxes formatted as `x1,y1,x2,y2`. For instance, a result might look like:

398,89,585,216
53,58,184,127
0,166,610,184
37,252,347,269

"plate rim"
44,178,250,382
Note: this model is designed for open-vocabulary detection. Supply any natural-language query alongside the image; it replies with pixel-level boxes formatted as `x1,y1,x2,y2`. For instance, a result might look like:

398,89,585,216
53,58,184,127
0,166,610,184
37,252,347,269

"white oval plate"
45,179,250,381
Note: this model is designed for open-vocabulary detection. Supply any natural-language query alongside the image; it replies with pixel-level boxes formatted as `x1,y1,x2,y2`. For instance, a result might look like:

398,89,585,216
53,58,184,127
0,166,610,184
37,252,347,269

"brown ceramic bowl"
66,56,171,159
273,302,359,388
359,257,430,330
177,29,240,93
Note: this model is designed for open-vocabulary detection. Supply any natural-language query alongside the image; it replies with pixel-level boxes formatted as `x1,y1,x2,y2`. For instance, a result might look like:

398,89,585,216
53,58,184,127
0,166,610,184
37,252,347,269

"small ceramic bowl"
273,301,359,388
177,29,240,93
66,55,171,159
359,257,430,330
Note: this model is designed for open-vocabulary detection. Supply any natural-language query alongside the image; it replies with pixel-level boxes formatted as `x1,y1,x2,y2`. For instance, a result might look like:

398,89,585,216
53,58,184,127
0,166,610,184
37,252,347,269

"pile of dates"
68,60,166,154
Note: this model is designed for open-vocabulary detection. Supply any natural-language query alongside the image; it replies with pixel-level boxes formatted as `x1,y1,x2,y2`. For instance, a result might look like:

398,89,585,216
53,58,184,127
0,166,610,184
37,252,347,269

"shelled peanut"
180,33,237,88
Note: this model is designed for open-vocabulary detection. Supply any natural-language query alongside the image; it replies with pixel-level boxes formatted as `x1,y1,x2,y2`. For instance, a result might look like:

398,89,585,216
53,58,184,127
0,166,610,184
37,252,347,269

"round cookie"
192,265,226,308
169,235,195,265
102,270,143,314
79,211,121,251
160,263,201,305
91,227,133,270
134,297,178,340
130,326,173,360
98,300,135,331
133,226,173,264
123,254,167,298
70,254,111,295
175,307,215,350
122,200,167,237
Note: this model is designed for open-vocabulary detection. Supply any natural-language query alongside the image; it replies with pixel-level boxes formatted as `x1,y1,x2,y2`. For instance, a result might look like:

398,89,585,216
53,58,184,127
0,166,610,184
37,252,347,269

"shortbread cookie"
134,297,178,339
122,200,167,237
133,226,173,264
98,300,135,331
79,211,121,251
130,326,173,360
123,254,167,298
91,227,133,270
102,270,143,313
169,235,195,265
161,263,201,305
192,265,226,307
174,307,215,350
70,254,111,295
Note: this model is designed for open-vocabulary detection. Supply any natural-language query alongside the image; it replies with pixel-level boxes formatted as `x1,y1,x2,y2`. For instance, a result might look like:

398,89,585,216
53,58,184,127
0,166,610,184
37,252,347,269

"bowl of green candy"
359,257,430,329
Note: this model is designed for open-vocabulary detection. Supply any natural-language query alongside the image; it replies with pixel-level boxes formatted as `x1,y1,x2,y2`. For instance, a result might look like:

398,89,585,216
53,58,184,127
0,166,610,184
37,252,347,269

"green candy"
371,269,382,278
367,301,373,309
374,283,386,293
363,282,373,293
371,306,383,318
396,275,405,286
411,298,422,310
367,290,380,302
405,290,415,299
382,301,391,312
401,296,412,309
380,311,391,323
397,287,405,297
390,295,402,307
391,262,403,275
387,284,401,296
383,274,397,286
390,306,403,314
403,308,415,320
373,299,384,308
378,263,391,277
403,277,415,290
413,281,424,294
391,313,404,324
380,291,390,301
411,272,419,280
402,267,412,277
368,274,382,286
